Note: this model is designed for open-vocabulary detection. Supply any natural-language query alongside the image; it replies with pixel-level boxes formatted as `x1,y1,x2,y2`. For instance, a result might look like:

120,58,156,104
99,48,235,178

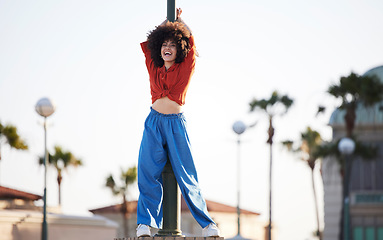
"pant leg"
163,114,215,228
137,111,168,228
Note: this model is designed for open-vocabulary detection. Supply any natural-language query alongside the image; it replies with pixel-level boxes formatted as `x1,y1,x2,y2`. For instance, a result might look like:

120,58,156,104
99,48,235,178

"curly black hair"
147,21,191,67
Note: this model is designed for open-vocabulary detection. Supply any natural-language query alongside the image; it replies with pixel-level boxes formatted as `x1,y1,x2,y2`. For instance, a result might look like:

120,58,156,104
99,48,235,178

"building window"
378,228,383,240
353,226,383,240
354,226,363,240
350,143,383,191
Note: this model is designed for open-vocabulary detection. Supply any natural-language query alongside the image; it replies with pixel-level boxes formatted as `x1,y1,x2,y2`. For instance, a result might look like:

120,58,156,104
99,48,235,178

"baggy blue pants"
137,107,215,229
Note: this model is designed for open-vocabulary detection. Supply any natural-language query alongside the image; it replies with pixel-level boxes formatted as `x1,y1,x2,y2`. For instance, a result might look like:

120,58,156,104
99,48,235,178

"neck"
164,61,175,71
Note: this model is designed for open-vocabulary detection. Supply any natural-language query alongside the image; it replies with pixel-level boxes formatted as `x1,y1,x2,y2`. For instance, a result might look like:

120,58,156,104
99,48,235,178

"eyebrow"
163,40,176,44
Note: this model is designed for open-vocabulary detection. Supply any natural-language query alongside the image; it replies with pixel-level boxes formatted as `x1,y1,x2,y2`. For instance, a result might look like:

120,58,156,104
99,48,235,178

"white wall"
0,209,118,240
322,157,342,240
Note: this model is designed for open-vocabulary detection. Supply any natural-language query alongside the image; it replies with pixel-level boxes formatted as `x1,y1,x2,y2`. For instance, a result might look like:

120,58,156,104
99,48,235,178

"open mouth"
164,51,172,56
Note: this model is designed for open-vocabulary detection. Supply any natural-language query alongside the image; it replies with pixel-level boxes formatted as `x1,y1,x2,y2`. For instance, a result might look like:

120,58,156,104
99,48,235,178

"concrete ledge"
115,237,224,240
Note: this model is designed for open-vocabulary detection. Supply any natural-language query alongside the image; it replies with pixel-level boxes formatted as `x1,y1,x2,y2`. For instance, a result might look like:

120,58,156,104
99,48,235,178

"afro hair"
147,21,192,67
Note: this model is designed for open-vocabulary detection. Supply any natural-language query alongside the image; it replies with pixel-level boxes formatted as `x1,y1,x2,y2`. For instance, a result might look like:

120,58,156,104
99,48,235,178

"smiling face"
161,39,177,68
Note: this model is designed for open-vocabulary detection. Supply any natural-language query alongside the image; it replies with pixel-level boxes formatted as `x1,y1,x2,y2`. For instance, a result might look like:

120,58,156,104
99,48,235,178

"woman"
136,8,220,238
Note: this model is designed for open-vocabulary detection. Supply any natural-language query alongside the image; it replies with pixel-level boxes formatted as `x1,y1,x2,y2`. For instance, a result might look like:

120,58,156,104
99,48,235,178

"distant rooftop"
364,65,383,83
89,197,260,216
0,185,42,201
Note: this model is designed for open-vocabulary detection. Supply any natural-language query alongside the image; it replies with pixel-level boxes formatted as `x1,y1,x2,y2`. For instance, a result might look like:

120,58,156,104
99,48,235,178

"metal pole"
42,117,48,240
343,156,350,240
156,0,182,236
236,137,241,236
167,0,176,22
156,161,182,236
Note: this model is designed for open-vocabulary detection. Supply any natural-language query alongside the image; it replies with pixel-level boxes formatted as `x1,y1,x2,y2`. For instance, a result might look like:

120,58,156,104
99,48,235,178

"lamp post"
232,120,253,239
338,137,355,240
35,97,56,240
167,0,176,22
156,0,183,236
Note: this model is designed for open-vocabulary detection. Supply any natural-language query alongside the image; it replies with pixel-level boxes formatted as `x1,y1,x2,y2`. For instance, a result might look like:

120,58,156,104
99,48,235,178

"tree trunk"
0,142,2,184
267,117,274,144
345,106,356,138
267,116,274,240
310,167,322,240
122,194,129,237
57,172,62,206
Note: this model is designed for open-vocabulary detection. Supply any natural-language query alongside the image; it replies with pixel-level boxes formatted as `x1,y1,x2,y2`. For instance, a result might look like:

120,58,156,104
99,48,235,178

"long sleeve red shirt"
140,36,196,106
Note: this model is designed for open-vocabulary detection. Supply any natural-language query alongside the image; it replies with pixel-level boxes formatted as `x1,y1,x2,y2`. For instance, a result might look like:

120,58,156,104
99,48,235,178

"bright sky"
1,1,383,239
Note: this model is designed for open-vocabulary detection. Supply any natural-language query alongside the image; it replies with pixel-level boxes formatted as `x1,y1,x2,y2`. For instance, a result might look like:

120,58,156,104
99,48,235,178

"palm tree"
106,166,137,237
249,90,293,240
326,72,383,137
319,71,383,240
39,145,82,205
282,127,323,240
0,122,28,182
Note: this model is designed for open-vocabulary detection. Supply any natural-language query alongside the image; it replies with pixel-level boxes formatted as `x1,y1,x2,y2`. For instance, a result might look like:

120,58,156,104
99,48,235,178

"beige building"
0,185,118,240
1,184,270,240
90,198,268,240
322,65,383,240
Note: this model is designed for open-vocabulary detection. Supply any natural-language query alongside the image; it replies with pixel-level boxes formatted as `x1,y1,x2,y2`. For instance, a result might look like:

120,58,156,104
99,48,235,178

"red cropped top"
140,36,196,106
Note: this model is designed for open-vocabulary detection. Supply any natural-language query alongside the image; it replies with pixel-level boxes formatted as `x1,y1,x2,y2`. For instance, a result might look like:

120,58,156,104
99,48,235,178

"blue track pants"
137,107,214,229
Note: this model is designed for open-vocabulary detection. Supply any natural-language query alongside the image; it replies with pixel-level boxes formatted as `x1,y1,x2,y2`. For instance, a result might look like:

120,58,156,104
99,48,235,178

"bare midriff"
152,96,182,114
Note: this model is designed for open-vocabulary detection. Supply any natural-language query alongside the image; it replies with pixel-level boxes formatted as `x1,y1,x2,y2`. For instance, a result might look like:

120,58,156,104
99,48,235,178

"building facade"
322,66,383,240
90,198,268,239
0,185,118,240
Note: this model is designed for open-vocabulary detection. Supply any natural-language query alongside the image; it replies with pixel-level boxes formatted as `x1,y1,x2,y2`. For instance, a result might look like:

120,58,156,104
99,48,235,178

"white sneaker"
136,224,151,237
202,223,220,237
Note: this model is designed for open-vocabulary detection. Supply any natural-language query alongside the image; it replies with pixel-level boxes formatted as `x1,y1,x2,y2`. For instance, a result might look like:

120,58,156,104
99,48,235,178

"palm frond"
249,91,294,115
0,124,28,150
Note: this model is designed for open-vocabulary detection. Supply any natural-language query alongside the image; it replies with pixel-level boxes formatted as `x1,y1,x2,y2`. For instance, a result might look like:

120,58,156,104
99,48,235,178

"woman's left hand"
176,8,182,20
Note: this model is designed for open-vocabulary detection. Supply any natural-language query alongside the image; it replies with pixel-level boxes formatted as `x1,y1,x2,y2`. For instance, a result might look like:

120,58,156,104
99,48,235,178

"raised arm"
175,8,192,35
159,18,167,26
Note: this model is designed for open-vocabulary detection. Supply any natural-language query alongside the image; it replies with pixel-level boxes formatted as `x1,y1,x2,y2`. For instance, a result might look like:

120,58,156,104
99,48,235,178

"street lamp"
155,0,183,236
338,137,355,240
35,97,56,240
232,121,247,239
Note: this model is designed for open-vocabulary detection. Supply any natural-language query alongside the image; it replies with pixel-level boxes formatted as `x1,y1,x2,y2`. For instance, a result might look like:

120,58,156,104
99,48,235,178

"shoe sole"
202,235,220,237
138,235,150,238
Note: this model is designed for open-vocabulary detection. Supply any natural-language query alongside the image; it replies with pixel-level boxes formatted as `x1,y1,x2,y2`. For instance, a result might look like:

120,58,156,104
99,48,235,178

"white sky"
1,0,383,239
